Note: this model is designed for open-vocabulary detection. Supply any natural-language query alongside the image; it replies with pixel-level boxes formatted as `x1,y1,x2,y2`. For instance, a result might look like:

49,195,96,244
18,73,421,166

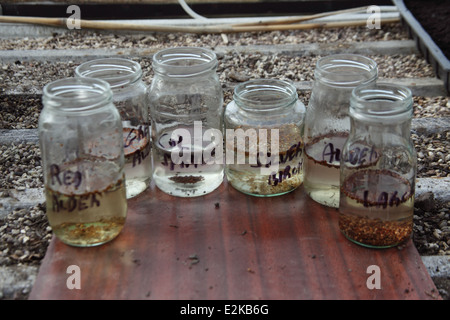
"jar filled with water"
39,78,127,247
339,83,416,248
148,47,224,197
76,58,151,199
303,54,378,208
224,79,305,196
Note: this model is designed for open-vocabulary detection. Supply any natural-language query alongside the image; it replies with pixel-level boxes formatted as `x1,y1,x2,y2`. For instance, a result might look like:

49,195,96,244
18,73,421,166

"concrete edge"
2,77,447,97
0,40,418,64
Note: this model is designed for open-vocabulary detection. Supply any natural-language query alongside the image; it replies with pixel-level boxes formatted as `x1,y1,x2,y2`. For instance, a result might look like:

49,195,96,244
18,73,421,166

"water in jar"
303,132,348,207
153,125,223,197
45,159,127,247
226,124,303,196
339,168,414,248
123,125,152,198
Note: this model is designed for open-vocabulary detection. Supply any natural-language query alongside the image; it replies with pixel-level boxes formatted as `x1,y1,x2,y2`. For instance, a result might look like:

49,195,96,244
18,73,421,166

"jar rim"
75,58,142,89
42,77,112,112
233,79,298,111
152,47,218,78
350,82,413,120
315,54,378,87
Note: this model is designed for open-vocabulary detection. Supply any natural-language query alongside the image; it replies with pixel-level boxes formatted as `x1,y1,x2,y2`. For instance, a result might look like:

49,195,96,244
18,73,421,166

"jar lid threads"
152,47,218,78
75,58,143,90
315,54,378,87
42,77,112,113
350,82,413,123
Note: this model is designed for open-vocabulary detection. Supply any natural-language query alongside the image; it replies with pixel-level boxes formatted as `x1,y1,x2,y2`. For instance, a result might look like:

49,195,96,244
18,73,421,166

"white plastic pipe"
178,0,208,20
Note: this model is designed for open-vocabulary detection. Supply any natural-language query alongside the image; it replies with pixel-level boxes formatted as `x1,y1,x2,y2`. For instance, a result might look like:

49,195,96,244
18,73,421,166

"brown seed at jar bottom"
169,175,205,184
339,213,413,247
52,217,126,246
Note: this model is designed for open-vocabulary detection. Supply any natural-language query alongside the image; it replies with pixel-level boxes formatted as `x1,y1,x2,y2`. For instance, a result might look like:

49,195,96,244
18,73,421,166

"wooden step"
29,180,441,300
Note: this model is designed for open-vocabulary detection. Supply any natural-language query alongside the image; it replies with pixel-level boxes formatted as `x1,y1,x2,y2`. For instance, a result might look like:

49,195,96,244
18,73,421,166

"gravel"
0,143,43,190
0,204,50,267
0,23,410,50
0,21,448,299
414,131,450,179
0,53,437,94
0,94,42,129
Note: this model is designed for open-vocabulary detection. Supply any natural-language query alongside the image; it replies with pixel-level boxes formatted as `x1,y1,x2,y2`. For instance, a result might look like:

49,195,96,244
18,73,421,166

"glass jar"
303,54,378,208
224,79,306,196
39,77,127,247
75,58,151,199
339,83,416,248
148,47,224,197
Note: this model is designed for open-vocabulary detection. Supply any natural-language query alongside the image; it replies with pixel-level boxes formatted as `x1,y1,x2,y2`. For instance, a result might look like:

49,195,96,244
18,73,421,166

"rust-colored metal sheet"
29,181,440,300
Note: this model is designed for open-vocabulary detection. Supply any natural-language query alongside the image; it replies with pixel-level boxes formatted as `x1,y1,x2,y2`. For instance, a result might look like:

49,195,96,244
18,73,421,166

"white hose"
178,0,208,20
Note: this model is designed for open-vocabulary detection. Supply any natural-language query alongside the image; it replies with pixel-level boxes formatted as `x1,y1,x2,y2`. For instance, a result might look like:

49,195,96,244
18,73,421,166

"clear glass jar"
303,54,378,208
39,77,127,247
75,58,151,199
224,79,306,196
339,83,416,248
148,47,224,197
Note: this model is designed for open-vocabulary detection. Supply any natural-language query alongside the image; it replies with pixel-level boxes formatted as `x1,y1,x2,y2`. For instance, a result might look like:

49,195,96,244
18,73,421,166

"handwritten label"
305,134,348,166
50,164,82,188
268,162,303,186
245,141,303,186
124,125,151,168
251,141,303,168
280,141,303,164
158,127,220,170
130,141,150,168
344,145,378,166
48,163,103,213
322,142,341,163
363,190,411,208
51,192,101,213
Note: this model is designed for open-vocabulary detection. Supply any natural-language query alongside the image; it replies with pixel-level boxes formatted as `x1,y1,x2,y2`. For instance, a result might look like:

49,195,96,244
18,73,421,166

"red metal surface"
29,180,440,300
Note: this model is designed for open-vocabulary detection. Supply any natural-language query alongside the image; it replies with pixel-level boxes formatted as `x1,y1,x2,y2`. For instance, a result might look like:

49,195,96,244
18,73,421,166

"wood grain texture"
29,180,440,300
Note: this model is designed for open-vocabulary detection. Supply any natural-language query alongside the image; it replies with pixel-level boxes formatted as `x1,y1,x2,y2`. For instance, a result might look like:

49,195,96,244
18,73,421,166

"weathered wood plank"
29,181,440,300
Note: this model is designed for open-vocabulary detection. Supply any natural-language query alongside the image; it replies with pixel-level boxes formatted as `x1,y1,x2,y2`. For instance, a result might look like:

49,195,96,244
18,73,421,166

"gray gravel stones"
414,203,450,256
0,143,43,190
0,204,50,267
0,203,50,299
0,24,411,50
0,53,436,94
413,96,450,118
414,131,450,178
0,95,42,129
